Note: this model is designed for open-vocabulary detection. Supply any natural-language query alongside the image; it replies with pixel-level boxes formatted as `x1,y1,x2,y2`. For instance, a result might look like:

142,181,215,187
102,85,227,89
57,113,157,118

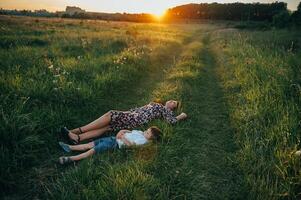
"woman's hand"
176,112,188,121
181,112,187,119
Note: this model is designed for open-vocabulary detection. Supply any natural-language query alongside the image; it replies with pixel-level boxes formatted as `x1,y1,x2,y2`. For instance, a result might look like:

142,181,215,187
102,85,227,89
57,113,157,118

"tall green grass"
213,29,301,199
43,23,247,199
0,16,189,198
5,14,300,199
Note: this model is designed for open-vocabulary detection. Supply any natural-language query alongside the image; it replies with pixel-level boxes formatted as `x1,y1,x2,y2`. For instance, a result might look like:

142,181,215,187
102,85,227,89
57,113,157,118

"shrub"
273,10,290,28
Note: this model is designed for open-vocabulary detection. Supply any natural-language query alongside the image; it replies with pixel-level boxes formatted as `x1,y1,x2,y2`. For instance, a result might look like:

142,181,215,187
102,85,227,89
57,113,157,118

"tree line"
0,2,300,27
163,2,301,27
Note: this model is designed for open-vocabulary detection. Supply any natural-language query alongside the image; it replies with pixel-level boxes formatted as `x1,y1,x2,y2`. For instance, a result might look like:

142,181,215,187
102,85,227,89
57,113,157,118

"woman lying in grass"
58,126,162,165
61,100,187,144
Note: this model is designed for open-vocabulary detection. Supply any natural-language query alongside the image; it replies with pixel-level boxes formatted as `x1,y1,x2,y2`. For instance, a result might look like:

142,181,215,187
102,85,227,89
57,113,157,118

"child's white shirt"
116,130,148,148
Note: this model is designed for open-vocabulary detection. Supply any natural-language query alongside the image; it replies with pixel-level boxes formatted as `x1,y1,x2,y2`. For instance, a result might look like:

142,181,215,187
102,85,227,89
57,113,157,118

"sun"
151,9,167,21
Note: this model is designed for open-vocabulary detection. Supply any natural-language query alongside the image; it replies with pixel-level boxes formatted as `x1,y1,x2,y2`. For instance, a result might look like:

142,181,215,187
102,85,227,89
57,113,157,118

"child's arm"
116,129,131,139
121,137,135,147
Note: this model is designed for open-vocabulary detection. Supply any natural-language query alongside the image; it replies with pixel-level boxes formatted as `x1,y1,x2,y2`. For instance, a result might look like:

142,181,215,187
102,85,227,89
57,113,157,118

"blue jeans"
93,136,118,153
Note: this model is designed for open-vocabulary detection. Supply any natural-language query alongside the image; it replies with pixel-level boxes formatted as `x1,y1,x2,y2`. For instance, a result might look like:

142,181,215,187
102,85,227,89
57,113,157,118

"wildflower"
54,74,60,78
54,87,58,91
53,80,58,83
76,87,81,90
295,150,301,156
48,65,53,69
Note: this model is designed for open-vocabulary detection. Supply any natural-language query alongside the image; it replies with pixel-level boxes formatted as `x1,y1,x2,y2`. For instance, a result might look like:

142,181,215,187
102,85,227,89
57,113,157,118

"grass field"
0,15,300,199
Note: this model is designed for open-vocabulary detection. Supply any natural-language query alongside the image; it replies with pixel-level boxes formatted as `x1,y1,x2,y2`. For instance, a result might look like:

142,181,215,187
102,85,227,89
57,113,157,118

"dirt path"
153,32,248,199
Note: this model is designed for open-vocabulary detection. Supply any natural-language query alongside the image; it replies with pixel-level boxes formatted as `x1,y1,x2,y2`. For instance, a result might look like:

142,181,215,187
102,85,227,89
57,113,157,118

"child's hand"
116,129,130,139
116,132,125,139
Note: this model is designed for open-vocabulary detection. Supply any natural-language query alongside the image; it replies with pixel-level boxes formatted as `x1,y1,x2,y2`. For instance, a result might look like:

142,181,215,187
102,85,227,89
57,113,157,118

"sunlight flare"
151,9,167,21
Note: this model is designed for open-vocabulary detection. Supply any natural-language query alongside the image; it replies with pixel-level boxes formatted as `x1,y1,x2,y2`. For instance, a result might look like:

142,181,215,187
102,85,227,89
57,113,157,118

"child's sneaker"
59,142,71,152
59,156,73,165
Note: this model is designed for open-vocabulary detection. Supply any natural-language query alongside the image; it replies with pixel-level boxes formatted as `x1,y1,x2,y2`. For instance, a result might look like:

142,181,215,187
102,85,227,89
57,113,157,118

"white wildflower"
295,150,301,156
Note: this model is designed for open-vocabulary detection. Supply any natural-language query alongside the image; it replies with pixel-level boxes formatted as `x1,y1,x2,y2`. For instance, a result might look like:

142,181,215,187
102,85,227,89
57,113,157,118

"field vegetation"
0,15,301,199
212,28,301,199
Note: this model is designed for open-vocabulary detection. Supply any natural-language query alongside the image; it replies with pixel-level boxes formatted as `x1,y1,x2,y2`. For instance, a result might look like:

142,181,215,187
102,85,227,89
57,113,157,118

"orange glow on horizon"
0,0,299,13
152,10,167,21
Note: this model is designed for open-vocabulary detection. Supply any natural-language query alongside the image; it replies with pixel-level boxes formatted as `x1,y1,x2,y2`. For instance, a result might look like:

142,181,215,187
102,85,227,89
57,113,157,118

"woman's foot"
59,156,73,165
69,127,84,135
59,142,71,152
61,127,80,144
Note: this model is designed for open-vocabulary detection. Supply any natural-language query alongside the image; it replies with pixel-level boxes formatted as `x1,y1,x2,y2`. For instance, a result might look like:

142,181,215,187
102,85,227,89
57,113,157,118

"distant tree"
273,10,290,28
61,13,71,18
291,2,301,26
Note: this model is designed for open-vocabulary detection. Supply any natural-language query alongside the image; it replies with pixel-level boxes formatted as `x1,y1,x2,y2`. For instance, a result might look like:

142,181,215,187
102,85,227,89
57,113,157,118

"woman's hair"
176,100,181,111
149,126,162,141
153,99,181,111
153,98,165,105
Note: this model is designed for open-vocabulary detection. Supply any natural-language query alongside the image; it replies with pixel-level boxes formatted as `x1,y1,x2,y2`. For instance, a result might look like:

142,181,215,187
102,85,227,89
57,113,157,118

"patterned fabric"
109,102,177,131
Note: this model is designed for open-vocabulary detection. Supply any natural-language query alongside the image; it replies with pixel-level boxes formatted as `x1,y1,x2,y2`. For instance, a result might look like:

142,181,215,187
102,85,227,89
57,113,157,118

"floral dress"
109,102,177,131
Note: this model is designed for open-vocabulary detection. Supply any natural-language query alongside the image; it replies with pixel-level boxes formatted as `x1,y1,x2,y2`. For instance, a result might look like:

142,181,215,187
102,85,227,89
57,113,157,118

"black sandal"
78,127,83,134
61,127,80,144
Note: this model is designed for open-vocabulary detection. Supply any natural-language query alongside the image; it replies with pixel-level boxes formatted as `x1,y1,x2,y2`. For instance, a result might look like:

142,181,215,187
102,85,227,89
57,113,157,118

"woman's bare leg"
79,126,111,141
69,148,96,161
68,126,112,142
70,111,112,134
68,141,95,151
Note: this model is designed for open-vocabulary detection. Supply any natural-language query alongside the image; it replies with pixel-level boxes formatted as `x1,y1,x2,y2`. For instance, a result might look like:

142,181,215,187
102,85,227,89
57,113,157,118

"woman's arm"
176,112,188,121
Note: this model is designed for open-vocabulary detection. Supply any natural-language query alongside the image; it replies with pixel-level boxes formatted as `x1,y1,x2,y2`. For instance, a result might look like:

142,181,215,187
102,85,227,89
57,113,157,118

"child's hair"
149,126,162,141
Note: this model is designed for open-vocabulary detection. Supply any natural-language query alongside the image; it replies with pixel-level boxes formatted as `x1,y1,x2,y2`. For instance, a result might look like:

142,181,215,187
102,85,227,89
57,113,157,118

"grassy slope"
45,25,249,199
212,29,301,199
0,16,185,198
0,16,249,199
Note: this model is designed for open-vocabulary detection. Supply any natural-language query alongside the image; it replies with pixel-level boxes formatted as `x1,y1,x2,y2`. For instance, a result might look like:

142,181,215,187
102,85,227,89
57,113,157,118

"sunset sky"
0,0,299,16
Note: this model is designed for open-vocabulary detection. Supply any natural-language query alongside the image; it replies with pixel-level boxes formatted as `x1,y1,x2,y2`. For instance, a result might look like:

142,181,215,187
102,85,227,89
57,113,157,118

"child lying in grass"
58,126,162,165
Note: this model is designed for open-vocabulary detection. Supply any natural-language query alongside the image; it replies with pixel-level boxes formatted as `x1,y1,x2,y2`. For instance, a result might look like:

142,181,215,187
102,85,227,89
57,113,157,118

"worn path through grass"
153,32,249,199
